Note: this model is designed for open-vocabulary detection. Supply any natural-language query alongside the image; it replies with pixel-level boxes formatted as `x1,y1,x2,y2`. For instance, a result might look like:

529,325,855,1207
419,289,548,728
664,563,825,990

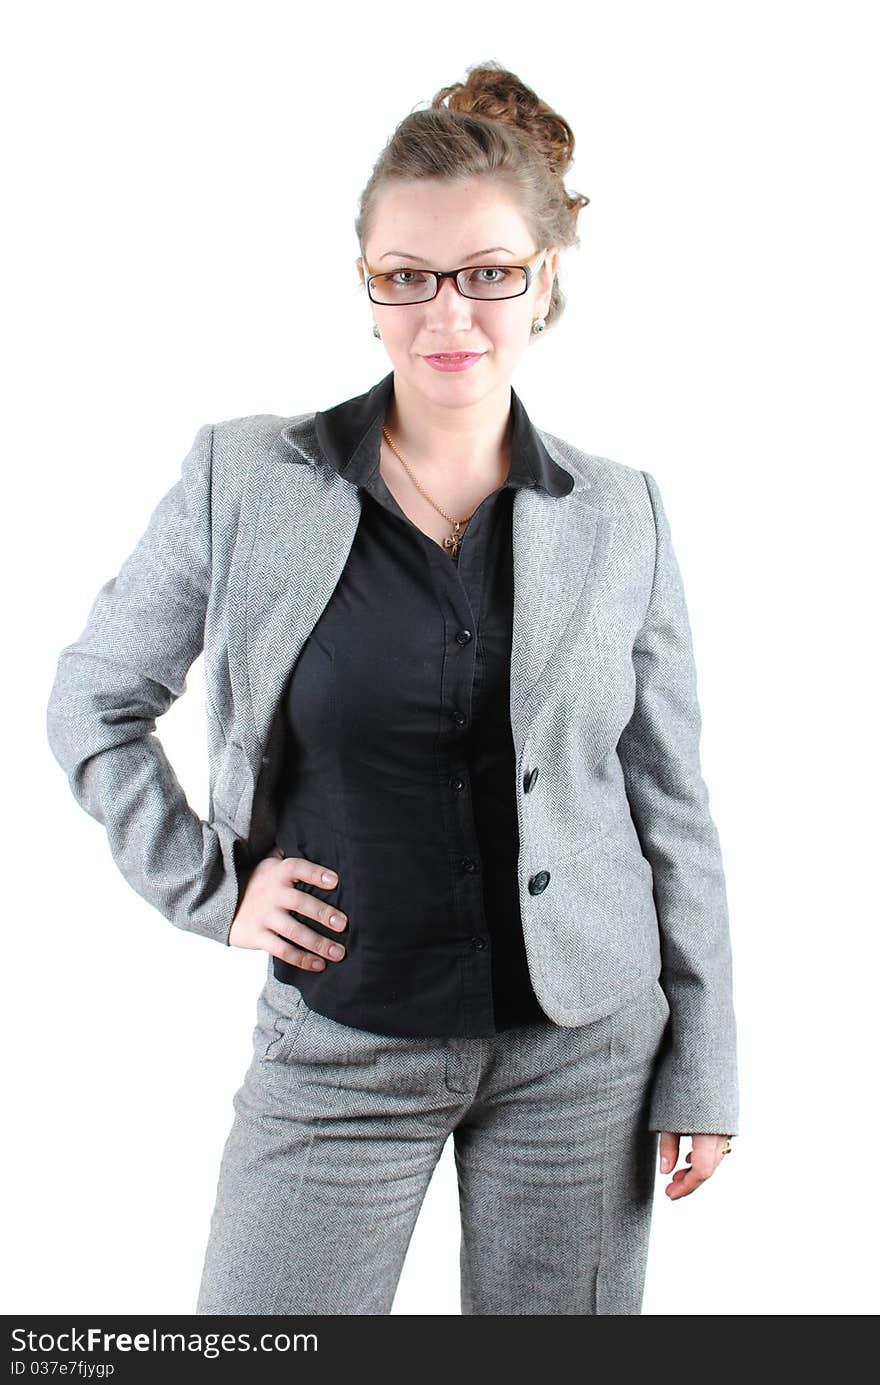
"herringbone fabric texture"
46,404,739,1136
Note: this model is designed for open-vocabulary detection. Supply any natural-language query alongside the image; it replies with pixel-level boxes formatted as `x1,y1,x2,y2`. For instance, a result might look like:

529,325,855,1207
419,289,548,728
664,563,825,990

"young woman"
46,62,739,1315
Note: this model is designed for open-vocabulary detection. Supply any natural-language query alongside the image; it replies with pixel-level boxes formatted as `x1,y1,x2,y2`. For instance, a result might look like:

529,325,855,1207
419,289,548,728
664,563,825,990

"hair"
355,61,590,333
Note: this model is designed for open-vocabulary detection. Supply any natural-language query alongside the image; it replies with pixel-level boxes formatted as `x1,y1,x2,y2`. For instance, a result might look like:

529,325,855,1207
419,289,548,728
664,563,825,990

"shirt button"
528,870,551,895
461,857,479,873
455,629,473,645
450,776,466,793
523,766,539,793
452,710,467,727
470,936,487,950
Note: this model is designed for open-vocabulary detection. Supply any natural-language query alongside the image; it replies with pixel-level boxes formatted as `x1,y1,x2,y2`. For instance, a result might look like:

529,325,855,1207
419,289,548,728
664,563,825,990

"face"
356,178,559,409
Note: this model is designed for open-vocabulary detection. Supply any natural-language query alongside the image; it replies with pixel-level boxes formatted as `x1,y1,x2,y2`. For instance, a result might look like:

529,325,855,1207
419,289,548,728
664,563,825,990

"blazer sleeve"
617,470,740,1137
45,423,248,947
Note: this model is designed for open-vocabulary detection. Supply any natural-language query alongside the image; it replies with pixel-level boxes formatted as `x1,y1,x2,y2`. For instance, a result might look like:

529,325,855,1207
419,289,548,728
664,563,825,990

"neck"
384,371,513,484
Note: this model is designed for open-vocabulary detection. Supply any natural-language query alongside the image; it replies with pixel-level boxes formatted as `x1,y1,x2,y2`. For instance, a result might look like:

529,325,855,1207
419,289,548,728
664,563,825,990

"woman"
46,62,738,1315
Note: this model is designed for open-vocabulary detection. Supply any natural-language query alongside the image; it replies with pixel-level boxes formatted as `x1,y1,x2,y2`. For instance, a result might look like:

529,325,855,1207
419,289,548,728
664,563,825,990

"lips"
422,351,485,373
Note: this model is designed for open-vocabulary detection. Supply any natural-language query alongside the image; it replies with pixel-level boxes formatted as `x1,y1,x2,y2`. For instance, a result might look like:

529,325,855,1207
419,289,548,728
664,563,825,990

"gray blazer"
45,402,739,1136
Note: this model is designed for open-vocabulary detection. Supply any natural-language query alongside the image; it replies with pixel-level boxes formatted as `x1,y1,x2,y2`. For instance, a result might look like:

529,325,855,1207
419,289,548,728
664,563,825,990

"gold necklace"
381,425,477,561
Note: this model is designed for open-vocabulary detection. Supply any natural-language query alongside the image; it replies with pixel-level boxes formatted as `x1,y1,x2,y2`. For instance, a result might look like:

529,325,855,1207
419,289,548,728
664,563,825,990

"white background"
4,0,878,1316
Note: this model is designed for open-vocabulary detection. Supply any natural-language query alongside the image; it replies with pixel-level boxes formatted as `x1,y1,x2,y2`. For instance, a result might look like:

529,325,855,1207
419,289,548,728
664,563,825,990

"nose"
427,274,473,320
438,274,469,301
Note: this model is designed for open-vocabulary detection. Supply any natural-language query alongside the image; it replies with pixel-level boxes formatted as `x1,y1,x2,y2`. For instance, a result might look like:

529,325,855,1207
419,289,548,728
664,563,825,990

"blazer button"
523,766,539,794
452,710,467,727
461,857,478,873
261,754,271,766
528,870,551,895
470,936,487,950
456,629,473,645
450,776,466,793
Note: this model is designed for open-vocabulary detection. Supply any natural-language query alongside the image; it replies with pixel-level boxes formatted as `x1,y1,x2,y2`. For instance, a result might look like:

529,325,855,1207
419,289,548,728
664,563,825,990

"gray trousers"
196,966,669,1315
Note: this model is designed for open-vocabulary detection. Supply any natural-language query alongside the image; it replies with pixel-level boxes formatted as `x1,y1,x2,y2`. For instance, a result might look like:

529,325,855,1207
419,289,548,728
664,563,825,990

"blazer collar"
305,370,575,497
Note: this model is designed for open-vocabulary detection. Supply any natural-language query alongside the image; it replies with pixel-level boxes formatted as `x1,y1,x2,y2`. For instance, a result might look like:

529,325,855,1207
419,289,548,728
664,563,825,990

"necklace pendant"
444,522,464,558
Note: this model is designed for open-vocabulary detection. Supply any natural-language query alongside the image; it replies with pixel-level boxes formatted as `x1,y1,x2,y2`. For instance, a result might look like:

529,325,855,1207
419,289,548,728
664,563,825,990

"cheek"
380,316,419,353
490,304,533,345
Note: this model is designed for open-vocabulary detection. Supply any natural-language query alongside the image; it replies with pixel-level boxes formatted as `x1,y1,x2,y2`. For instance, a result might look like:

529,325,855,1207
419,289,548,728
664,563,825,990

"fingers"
659,1133,680,1173
229,853,345,957
270,904,347,971
262,857,347,972
276,854,339,889
662,1139,728,1200
277,883,347,934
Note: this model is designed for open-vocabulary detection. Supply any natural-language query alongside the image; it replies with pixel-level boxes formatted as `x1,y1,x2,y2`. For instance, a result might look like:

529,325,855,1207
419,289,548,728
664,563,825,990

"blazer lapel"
509,443,616,751
235,460,362,759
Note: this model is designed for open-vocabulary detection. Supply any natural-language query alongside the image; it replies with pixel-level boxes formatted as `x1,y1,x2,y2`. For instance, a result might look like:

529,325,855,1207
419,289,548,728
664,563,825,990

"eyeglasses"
365,249,547,305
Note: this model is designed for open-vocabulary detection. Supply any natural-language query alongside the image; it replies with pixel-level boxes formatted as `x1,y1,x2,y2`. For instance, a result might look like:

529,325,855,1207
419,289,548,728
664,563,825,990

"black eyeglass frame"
364,248,548,305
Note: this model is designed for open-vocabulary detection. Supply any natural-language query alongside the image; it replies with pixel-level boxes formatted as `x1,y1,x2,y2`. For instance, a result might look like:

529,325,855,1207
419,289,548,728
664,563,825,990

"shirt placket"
420,501,497,1033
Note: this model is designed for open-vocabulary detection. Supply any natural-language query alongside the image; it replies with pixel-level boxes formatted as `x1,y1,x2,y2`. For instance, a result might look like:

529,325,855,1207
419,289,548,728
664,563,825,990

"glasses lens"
458,265,528,299
368,265,530,303
368,271,437,304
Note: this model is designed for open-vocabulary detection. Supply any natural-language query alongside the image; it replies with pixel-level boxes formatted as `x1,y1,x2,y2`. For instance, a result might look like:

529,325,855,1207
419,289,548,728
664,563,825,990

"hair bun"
431,61,576,177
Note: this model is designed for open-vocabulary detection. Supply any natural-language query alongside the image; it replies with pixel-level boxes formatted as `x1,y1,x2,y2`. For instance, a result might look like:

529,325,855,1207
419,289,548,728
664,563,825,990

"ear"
539,247,560,316
355,255,366,286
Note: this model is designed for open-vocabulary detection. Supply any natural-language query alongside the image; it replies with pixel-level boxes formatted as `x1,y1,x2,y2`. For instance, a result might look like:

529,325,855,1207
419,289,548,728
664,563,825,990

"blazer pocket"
600,836,654,886
538,835,661,1014
602,840,657,937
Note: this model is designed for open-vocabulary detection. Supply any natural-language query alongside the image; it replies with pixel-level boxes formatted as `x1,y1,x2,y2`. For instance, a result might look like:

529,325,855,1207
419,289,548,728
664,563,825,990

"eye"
389,270,428,286
471,266,512,284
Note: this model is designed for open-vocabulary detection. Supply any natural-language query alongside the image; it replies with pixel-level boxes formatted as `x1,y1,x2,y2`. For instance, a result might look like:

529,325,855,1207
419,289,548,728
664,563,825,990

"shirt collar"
312,369,574,497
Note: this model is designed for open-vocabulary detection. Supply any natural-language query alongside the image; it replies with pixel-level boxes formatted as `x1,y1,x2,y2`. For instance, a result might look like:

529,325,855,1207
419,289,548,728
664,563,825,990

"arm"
617,470,739,1136
45,423,248,946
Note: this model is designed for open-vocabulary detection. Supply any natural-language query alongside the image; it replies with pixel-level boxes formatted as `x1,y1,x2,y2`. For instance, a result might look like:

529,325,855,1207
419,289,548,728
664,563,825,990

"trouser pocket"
254,983,311,1064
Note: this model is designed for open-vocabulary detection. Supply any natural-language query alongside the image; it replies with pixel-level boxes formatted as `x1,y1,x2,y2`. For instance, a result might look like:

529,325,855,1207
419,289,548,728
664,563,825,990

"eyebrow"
379,246,515,263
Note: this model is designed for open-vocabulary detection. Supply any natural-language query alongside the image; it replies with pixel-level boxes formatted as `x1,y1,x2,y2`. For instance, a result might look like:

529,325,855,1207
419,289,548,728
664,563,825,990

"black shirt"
271,369,574,1037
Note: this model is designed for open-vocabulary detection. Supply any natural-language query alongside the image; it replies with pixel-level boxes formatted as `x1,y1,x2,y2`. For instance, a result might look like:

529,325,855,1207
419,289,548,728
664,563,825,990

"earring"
372,323,381,338
532,317,546,334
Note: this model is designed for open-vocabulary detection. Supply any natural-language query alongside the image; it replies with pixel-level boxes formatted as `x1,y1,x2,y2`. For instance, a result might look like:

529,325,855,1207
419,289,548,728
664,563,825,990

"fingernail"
322,871,336,883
